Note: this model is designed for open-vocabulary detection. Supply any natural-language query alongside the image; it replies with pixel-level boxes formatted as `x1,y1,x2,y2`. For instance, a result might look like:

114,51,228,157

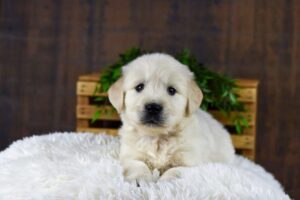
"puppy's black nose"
145,103,163,115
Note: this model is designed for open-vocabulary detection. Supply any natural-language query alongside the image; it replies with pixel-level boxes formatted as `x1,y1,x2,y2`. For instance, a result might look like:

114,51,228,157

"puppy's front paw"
123,161,153,183
124,166,152,183
159,167,182,182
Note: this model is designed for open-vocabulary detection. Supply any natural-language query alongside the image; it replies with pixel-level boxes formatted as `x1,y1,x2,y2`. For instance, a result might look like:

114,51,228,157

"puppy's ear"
186,80,203,115
108,77,125,113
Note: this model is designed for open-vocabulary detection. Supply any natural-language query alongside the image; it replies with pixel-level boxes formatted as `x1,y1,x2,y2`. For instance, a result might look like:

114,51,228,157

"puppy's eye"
167,86,176,96
135,83,144,92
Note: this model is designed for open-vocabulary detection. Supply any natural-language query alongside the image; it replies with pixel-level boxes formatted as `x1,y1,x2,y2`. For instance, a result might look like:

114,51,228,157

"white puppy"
108,53,235,182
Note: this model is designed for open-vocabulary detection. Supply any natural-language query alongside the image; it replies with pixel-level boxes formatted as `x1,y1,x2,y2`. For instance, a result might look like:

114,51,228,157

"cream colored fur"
108,53,235,183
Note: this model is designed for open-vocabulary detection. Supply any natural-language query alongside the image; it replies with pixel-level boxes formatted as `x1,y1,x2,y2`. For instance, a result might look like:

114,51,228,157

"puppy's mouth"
140,114,165,127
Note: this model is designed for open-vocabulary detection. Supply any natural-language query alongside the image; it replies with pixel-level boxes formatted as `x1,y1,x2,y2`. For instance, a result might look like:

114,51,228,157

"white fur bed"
0,132,290,200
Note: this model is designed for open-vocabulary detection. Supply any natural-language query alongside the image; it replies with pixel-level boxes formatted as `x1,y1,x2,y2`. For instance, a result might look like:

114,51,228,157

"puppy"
108,53,235,182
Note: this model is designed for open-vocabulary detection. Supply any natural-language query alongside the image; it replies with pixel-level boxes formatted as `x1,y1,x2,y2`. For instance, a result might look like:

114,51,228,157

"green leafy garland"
93,47,249,134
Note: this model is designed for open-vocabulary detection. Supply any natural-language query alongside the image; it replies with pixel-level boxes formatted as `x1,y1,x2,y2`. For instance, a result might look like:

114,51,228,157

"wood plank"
243,103,256,113
76,119,89,128
76,105,119,120
77,96,89,105
236,88,257,102
235,79,259,88
209,110,255,126
77,82,107,96
231,135,255,149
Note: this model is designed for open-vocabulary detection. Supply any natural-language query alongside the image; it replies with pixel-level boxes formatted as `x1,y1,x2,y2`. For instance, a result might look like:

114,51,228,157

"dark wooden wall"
0,0,299,198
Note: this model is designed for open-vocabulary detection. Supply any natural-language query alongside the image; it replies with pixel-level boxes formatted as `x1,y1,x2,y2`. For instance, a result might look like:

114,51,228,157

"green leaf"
91,110,101,123
234,120,242,134
112,69,121,79
101,82,110,92
229,93,237,104
221,90,229,98
241,117,249,127
93,83,100,96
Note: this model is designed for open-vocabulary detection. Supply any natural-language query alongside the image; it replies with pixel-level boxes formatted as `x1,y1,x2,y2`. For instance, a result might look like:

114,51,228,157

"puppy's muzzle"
141,103,164,126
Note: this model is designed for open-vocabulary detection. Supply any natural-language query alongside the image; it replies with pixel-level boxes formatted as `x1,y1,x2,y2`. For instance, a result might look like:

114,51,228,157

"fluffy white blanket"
0,133,290,200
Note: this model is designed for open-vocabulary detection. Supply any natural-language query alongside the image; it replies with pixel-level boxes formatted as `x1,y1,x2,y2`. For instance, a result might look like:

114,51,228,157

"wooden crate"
76,73,259,161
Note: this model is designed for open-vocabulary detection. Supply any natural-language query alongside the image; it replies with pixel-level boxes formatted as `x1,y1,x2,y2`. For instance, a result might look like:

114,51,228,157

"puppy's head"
108,53,203,134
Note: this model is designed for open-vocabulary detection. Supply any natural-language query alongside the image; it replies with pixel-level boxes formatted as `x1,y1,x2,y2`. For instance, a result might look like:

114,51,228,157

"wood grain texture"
0,0,299,198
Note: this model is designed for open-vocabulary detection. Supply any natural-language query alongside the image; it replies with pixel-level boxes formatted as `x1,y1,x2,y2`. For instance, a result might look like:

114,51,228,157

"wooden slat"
235,79,259,88
243,103,256,112
77,82,107,96
76,119,89,128
209,111,255,126
231,135,255,149
77,96,89,105
77,82,96,95
76,105,119,120
236,88,257,102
